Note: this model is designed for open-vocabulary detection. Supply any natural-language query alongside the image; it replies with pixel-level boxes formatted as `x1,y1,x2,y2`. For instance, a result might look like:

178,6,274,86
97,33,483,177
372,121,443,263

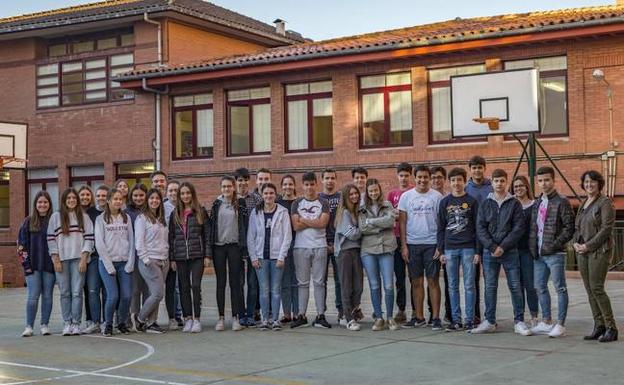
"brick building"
2,1,624,286
0,0,305,286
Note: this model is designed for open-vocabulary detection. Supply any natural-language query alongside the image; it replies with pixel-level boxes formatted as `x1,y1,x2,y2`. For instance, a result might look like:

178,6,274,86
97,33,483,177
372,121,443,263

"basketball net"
472,117,500,131
0,156,25,170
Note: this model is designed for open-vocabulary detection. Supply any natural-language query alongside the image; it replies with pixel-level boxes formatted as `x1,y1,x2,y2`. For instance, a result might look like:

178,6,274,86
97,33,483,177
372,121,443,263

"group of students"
17,156,619,342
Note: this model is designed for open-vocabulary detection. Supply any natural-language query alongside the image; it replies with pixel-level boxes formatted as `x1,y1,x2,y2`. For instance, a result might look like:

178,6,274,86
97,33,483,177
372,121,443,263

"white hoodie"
95,213,134,274
134,213,169,263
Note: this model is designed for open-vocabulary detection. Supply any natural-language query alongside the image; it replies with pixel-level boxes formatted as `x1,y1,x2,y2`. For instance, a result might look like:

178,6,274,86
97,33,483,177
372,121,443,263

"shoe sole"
313,324,331,329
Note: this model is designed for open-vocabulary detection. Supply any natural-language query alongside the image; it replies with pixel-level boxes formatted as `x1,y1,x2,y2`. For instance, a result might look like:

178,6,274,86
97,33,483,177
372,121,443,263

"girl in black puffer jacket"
169,182,211,333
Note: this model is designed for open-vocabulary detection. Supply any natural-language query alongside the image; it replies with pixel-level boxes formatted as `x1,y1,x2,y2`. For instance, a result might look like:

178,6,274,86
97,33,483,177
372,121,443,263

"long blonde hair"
335,183,360,227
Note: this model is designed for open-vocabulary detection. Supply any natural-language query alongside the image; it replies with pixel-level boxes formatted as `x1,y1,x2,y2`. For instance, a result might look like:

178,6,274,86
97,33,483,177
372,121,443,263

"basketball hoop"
473,117,500,131
0,156,26,170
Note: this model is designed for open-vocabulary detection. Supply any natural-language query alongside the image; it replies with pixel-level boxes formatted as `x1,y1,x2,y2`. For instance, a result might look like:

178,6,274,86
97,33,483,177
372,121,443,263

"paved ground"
0,274,623,385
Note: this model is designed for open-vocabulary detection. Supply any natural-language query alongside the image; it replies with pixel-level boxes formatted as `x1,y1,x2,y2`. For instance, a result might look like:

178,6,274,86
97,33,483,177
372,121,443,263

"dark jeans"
165,269,181,320
214,244,244,317
324,252,343,313
241,256,260,319
336,248,363,321
518,249,539,317
281,248,299,316
177,258,204,318
99,261,133,328
393,238,414,313
483,249,524,324
85,257,105,323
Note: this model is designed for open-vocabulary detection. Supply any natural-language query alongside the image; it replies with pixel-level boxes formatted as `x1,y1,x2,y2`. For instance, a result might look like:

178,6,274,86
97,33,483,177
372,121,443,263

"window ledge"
36,99,135,114
427,141,488,149
504,136,569,143
283,150,334,157
357,146,413,153
225,154,272,160
172,157,214,163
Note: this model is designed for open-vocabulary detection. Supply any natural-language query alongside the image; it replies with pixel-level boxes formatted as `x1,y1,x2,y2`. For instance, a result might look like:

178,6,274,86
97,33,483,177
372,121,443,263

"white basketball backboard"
451,69,540,137
0,122,27,169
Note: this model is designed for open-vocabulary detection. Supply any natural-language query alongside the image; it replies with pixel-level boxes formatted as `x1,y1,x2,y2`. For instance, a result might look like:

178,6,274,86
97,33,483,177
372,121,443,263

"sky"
0,0,612,40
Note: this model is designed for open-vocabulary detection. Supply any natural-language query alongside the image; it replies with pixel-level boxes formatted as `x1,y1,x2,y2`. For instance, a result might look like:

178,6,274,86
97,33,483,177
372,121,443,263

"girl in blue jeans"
18,191,55,337
95,188,135,337
358,179,399,331
248,183,292,330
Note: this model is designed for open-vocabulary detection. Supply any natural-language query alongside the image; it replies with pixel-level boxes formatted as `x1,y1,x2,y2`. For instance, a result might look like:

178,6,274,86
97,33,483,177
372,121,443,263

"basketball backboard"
451,68,540,137
0,122,27,169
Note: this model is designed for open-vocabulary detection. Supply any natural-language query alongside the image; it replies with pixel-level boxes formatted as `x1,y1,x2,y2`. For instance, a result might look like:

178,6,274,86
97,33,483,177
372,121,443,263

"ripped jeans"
534,253,568,325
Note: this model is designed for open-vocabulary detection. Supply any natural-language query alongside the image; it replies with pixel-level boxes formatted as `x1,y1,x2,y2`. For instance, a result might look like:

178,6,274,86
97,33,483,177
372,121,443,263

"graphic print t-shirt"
263,209,275,259
398,188,442,245
291,197,330,248
437,194,479,251
319,192,341,246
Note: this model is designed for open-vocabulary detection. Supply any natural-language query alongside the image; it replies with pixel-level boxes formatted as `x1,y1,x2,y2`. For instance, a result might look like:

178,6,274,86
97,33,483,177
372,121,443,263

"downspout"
143,12,164,170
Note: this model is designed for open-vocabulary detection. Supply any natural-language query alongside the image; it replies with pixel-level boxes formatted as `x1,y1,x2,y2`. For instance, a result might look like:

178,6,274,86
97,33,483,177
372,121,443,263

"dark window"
172,94,214,160
0,171,9,228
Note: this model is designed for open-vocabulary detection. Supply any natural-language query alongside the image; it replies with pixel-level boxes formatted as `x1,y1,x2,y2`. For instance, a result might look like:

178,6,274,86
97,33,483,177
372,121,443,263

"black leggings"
176,258,204,318
214,244,244,317
165,268,178,320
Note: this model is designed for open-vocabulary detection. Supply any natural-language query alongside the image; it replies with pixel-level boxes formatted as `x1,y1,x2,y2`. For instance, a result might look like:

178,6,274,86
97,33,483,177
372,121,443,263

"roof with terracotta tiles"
0,0,306,43
119,4,624,80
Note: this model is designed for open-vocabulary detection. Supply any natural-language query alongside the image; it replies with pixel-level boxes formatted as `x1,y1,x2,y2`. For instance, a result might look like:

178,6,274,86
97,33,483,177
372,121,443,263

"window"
172,94,214,159
359,73,412,148
285,80,332,152
504,56,568,136
428,64,486,143
27,168,59,213
70,165,105,191
48,31,134,57
0,172,9,228
227,87,271,156
116,162,154,190
36,53,134,108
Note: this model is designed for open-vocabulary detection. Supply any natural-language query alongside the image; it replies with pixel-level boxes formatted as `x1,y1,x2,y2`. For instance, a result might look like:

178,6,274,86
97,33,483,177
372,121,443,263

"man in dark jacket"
529,166,575,338
472,169,530,336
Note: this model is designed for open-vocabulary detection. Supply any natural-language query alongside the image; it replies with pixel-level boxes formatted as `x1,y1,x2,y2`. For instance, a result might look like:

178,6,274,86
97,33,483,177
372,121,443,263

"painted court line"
0,335,190,385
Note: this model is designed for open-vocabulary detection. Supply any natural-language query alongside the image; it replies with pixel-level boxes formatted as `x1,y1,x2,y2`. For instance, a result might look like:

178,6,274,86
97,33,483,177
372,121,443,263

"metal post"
528,133,537,193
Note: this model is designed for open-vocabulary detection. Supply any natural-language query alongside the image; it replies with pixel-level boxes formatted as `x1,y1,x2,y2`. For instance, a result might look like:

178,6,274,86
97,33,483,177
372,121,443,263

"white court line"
0,335,189,385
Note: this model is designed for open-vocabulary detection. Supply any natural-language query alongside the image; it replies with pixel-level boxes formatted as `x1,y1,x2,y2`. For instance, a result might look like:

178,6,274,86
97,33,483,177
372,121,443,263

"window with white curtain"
27,168,59,213
359,73,412,147
227,87,271,156
172,93,213,159
285,80,333,152
428,64,485,143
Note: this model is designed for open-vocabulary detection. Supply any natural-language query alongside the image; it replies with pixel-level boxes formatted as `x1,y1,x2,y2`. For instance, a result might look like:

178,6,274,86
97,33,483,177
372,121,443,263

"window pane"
117,162,154,176
37,96,59,108
310,81,332,94
362,93,385,146
49,44,66,57
62,73,82,84
313,98,332,149
286,83,309,96
110,66,133,77
174,96,194,107
28,168,58,179
250,87,270,100
121,34,134,46
431,87,452,141
86,59,106,69
360,75,385,89
111,53,133,66
230,106,250,154
72,41,94,53
288,100,308,150
86,81,106,91
86,70,106,80
174,111,193,158
228,89,250,101
85,91,106,100
63,93,82,104
97,37,117,50
37,87,59,96
46,183,59,210
389,91,412,132
386,73,411,86
38,64,58,76
63,83,83,93
429,64,485,82
194,94,213,105
505,56,567,72
0,184,9,227
71,165,104,177
62,62,82,73
37,76,59,86
253,104,271,152
540,76,567,135
197,109,214,157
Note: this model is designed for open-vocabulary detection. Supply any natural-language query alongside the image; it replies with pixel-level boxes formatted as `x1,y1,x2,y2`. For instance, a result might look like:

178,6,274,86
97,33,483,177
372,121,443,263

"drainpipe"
142,12,164,169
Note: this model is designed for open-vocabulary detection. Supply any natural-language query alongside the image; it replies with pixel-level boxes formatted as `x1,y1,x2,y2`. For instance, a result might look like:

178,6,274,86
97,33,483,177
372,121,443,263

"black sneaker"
280,316,292,324
102,324,113,337
312,314,332,329
117,323,131,335
176,317,184,327
133,314,146,332
290,315,309,329
402,317,427,328
431,319,443,331
445,322,463,332
465,322,474,332
146,323,165,334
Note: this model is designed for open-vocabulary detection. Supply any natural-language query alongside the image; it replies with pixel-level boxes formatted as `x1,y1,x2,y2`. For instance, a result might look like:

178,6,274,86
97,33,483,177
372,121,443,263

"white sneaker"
548,324,566,338
82,321,100,334
22,326,33,337
168,319,179,331
215,318,225,331
62,323,72,336
40,325,51,336
71,324,81,335
470,320,497,334
346,320,361,331
529,318,539,329
514,321,532,336
182,319,193,333
387,318,400,331
191,319,202,333
531,321,554,335
232,318,243,331
338,317,348,327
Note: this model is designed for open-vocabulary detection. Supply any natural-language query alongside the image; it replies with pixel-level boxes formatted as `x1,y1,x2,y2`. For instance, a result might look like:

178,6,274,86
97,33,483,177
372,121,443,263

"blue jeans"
445,248,476,324
99,260,133,328
281,249,299,316
361,253,395,319
242,256,260,319
483,249,525,324
25,271,55,327
56,259,86,324
255,259,284,322
86,257,105,323
534,253,568,324
518,249,539,317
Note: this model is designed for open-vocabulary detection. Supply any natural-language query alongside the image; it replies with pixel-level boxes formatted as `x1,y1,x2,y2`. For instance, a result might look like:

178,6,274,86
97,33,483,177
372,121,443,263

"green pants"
577,252,617,329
